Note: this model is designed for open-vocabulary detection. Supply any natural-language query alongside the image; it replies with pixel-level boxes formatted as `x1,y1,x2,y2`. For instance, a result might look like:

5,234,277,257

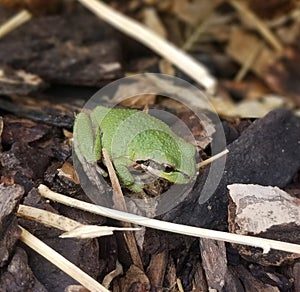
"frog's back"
91,106,137,127
91,106,140,153
92,107,177,157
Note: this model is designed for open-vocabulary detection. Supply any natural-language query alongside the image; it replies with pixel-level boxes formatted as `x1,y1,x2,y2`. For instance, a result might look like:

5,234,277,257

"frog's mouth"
134,159,190,180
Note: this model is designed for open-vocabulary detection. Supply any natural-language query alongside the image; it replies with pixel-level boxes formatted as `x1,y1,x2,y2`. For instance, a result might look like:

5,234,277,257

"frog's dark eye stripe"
135,159,150,166
136,159,185,175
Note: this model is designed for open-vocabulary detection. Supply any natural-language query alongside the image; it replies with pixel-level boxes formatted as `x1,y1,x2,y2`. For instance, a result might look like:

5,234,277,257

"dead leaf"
172,0,220,26
210,94,289,118
244,0,298,20
265,46,300,106
226,28,279,78
142,7,167,38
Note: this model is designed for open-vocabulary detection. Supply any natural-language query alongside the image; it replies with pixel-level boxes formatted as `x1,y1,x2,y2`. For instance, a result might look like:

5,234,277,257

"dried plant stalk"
77,0,217,94
38,184,300,255
19,226,109,292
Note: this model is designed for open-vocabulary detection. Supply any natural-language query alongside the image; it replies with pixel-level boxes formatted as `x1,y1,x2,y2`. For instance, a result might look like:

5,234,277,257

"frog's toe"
128,183,144,193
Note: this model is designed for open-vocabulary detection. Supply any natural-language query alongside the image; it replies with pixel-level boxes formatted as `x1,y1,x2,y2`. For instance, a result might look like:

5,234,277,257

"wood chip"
228,184,300,234
200,239,227,290
0,65,45,95
228,183,300,265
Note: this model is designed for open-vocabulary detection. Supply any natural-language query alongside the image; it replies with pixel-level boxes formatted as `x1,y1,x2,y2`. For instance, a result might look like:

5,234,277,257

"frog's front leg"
73,112,102,164
113,157,144,193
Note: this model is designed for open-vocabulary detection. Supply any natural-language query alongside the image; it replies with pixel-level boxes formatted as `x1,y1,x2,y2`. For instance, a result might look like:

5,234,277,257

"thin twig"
17,204,139,239
38,184,300,255
77,0,217,94
0,10,32,39
102,148,144,270
198,149,229,168
230,0,283,54
234,43,263,81
102,148,127,211
19,226,108,292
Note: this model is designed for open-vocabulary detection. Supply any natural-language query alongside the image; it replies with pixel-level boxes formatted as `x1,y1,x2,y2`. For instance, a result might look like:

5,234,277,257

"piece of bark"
290,261,300,292
0,184,23,267
228,184,300,234
245,0,297,19
44,161,82,197
64,285,89,292
2,116,51,146
0,4,123,86
0,65,45,95
233,265,280,292
199,239,227,290
163,255,177,292
0,94,79,129
265,46,300,106
1,142,50,191
224,267,245,292
0,247,47,291
163,109,300,230
0,0,62,15
228,183,300,265
248,264,293,290
146,251,168,291
192,261,208,292
22,236,100,292
118,265,150,292
175,240,200,291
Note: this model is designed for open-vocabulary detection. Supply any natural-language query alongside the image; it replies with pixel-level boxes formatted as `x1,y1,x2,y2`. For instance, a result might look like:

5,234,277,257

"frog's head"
136,139,197,185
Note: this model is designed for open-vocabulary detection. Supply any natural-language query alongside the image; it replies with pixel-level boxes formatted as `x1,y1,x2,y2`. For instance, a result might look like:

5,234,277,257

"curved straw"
77,0,217,94
39,184,300,255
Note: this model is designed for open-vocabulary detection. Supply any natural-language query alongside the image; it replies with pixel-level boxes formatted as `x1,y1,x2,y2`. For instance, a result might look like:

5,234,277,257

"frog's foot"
127,183,144,193
113,159,144,193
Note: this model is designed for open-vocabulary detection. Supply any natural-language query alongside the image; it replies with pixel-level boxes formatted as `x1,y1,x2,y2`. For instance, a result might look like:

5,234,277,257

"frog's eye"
162,163,175,173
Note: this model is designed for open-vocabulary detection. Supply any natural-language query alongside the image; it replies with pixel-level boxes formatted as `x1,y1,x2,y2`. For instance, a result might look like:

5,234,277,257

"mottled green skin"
74,106,196,192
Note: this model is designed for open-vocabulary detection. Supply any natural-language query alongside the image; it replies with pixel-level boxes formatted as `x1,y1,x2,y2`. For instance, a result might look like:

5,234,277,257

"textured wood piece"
265,47,300,106
0,65,45,95
228,184,300,234
146,251,168,291
163,255,177,292
0,184,23,267
291,262,300,292
233,265,280,292
119,265,150,292
224,267,245,292
2,116,51,146
245,0,297,19
248,264,292,290
192,261,208,292
1,142,50,191
199,239,227,290
0,0,62,15
0,248,47,291
0,4,123,86
0,95,77,128
228,184,300,265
